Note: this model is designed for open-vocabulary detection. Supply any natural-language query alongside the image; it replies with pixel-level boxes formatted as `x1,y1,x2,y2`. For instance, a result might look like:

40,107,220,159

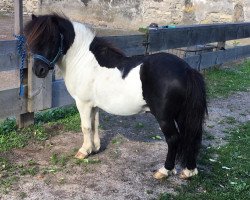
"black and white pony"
24,14,207,180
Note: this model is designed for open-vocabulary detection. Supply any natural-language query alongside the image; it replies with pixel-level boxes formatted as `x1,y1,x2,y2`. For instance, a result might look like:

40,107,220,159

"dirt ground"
0,90,249,200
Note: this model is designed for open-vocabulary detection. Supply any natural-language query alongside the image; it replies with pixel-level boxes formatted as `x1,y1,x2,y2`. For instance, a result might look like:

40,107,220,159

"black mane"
90,37,145,78
24,14,75,55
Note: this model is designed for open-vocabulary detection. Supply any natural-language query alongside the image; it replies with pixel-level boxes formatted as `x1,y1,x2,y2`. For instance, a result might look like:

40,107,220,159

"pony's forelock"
24,14,64,49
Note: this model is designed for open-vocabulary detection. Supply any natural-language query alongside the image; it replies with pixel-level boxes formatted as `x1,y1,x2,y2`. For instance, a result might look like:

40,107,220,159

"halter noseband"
32,33,64,70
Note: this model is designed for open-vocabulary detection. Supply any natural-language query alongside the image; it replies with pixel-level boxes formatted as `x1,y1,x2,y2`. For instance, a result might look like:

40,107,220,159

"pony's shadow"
98,110,164,152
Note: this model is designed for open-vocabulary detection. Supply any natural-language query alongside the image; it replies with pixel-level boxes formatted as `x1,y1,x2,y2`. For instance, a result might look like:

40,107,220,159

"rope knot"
14,35,26,97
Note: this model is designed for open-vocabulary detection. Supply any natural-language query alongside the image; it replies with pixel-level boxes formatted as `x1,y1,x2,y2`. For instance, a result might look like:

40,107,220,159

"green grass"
205,60,250,98
0,106,80,152
160,122,250,200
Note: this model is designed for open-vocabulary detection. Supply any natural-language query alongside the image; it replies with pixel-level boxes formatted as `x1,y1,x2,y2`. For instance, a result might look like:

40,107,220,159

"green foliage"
205,61,250,98
0,118,16,134
0,106,80,153
35,106,78,123
74,158,101,165
50,153,69,167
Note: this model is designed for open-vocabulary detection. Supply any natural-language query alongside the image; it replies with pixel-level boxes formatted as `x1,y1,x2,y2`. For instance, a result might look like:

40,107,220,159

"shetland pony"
24,14,207,179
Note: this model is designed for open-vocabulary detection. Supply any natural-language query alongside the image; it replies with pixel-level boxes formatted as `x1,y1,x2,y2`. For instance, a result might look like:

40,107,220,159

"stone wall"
0,0,249,29
0,0,40,15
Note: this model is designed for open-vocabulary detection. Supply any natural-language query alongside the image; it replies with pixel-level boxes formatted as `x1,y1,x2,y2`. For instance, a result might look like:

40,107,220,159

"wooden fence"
1,21,250,127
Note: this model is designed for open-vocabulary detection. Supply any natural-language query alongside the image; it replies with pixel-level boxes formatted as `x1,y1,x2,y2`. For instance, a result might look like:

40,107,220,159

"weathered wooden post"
14,0,53,128
14,0,35,128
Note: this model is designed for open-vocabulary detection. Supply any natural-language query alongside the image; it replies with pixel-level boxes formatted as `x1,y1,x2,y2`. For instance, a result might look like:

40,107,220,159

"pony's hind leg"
179,125,201,179
74,100,95,159
153,118,179,179
176,112,202,179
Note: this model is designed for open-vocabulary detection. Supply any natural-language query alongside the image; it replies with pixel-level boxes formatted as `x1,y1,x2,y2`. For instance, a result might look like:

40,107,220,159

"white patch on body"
57,21,149,158
58,22,148,116
93,65,148,115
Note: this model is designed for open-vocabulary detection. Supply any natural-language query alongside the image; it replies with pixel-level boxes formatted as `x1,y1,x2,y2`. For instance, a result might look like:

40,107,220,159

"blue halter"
32,33,64,70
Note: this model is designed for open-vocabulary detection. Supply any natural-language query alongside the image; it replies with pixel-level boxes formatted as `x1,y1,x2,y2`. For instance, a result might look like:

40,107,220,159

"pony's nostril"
39,67,45,75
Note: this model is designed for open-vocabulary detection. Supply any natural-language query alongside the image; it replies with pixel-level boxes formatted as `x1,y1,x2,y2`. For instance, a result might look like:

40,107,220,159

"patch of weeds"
35,106,78,124
42,166,59,174
28,159,37,166
0,118,16,134
217,116,237,126
111,135,124,145
205,60,250,98
0,158,39,193
74,158,101,165
224,116,237,125
160,122,250,199
0,107,81,152
19,192,27,199
19,165,39,176
206,124,215,128
203,131,215,140
58,114,81,132
50,153,59,165
50,153,69,167
134,122,145,129
33,126,48,141
150,135,162,140
0,176,19,194
35,106,81,132
0,131,30,152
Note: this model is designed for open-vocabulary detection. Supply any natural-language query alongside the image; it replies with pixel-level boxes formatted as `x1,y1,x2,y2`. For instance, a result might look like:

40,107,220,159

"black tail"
177,68,207,168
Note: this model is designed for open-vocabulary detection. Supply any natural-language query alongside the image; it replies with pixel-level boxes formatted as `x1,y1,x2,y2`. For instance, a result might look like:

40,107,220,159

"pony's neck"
59,22,96,75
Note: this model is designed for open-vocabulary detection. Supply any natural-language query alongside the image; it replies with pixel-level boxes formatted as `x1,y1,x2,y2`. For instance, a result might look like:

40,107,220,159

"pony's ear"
31,14,37,20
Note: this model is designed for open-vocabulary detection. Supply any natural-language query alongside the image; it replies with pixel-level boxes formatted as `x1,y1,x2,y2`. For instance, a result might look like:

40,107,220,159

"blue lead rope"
14,35,26,97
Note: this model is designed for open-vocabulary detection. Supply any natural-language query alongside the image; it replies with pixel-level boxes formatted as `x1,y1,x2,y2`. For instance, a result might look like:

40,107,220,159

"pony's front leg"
74,101,95,159
91,107,100,153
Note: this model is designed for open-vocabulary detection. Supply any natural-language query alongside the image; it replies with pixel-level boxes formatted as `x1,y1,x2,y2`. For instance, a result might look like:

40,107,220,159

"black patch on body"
89,37,145,78
140,52,207,169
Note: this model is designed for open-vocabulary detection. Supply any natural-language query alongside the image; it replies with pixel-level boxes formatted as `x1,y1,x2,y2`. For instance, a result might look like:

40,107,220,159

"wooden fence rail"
1,22,250,127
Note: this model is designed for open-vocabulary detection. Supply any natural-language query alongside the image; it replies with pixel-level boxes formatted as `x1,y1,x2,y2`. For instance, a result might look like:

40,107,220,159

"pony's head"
24,14,75,78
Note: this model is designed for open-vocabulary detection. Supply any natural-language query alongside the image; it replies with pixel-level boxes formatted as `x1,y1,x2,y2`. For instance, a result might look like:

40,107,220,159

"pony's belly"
96,97,148,116
94,65,148,116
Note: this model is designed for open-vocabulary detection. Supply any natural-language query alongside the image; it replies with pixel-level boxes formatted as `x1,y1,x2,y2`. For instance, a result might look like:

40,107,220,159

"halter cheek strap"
32,33,64,70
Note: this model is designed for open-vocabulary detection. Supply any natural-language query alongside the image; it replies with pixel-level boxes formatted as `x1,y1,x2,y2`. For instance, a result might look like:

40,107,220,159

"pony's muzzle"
33,63,49,78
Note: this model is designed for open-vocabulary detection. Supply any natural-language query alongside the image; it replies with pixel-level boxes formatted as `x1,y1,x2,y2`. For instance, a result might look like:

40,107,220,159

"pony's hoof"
153,167,177,180
153,171,167,180
75,151,88,159
180,168,198,179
